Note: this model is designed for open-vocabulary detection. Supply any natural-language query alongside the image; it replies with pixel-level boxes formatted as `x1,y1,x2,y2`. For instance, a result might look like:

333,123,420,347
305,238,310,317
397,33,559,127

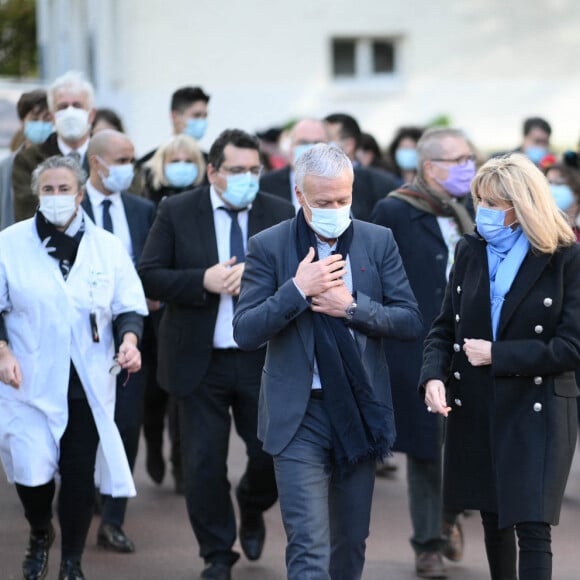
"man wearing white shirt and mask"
83,129,156,554
12,71,96,222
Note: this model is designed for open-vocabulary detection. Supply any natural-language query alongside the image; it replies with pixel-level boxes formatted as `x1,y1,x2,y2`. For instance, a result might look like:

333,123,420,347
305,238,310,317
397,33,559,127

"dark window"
372,41,395,73
332,39,355,76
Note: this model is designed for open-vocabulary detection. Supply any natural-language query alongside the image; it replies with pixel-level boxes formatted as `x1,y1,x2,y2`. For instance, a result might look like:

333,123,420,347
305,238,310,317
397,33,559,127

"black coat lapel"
497,251,552,337
194,187,219,266
81,196,95,221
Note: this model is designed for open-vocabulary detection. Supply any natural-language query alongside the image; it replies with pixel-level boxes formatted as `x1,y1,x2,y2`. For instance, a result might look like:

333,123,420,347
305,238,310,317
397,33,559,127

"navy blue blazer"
233,217,422,456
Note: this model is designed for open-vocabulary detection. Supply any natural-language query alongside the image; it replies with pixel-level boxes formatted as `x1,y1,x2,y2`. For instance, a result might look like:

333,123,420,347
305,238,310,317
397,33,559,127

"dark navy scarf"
295,209,393,469
35,211,84,280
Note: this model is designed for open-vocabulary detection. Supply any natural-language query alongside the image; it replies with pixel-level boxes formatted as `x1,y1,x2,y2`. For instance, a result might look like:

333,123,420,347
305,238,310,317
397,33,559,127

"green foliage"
426,114,452,128
0,0,38,77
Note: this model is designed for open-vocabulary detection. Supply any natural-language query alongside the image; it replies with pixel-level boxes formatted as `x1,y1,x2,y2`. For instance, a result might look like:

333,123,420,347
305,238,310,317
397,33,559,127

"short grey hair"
416,128,469,178
48,70,95,111
294,143,353,191
31,155,87,197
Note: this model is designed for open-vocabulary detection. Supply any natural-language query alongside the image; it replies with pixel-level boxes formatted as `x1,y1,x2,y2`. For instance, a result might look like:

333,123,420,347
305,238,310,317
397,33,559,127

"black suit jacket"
12,132,91,222
260,164,399,222
138,185,295,396
81,191,156,265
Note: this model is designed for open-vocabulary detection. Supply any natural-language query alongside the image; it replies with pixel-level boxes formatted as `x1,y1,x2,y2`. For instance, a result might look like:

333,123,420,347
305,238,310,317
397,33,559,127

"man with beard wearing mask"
12,71,96,222
139,129,293,580
371,127,476,578
83,129,156,554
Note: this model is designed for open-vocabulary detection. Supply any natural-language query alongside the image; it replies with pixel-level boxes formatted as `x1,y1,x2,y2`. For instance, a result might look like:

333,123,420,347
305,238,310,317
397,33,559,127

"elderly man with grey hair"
234,143,422,580
371,127,476,578
12,71,96,222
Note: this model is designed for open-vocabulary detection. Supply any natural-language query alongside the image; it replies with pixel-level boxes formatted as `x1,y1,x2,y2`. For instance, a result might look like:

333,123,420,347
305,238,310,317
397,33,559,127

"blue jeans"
273,399,375,580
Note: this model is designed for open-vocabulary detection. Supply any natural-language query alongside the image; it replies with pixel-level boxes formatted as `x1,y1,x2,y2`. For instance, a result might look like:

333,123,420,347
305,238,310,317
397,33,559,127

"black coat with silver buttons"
420,233,580,528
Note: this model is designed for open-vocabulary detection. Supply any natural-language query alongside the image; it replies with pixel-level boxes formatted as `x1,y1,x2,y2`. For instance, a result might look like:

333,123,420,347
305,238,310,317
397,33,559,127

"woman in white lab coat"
0,156,147,580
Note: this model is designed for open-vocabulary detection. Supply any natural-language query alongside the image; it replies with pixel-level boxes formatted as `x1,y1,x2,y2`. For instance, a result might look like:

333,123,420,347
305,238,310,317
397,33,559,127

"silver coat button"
456,285,462,294
454,398,462,406
455,314,460,323
454,371,461,380
534,376,543,385
453,343,461,352
543,298,553,307
534,325,544,334
533,402,542,412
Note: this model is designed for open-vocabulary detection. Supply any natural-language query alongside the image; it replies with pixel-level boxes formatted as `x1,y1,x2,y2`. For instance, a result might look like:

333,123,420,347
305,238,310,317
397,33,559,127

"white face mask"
303,196,352,239
54,106,90,140
39,194,78,227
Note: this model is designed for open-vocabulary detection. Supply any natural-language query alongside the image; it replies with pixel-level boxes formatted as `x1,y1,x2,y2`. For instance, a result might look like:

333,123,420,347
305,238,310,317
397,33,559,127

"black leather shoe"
239,512,265,561
146,446,165,484
97,523,135,553
23,523,55,580
199,562,232,580
58,559,85,580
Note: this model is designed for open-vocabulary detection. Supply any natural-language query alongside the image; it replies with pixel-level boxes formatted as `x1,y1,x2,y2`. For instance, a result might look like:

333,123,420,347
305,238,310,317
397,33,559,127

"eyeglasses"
220,165,263,177
430,154,476,165
109,356,131,386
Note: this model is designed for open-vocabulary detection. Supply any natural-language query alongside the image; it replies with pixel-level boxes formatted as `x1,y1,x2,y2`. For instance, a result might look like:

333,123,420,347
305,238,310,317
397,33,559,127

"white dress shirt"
210,186,250,349
85,182,134,262
57,136,89,165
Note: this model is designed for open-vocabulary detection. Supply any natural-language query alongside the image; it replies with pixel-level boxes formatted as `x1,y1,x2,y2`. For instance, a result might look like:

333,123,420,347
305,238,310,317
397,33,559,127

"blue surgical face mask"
549,183,574,211
303,197,352,239
221,172,259,208
165,161,199,188
183,118,208,141
293,143,316,165
24,120,54,144
395,147,418,171
475,206,519,248
97,156,135,192
525,146,547,165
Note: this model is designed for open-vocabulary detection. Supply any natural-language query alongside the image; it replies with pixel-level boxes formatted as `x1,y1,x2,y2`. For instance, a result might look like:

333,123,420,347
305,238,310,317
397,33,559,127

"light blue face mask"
395,147,418,171
293,143,316,165
97,156,135,192
525,146,547,165
475,206,519,250
550,183,574,211
183,118,208,141
24,120,54,144
303,196,352,239
222,173,260,208
165,161,199,188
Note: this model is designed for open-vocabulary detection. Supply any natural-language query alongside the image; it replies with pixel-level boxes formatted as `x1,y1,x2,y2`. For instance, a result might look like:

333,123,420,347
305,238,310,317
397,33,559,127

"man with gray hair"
12,71,96,222
234,143,422,579
371,127,475,578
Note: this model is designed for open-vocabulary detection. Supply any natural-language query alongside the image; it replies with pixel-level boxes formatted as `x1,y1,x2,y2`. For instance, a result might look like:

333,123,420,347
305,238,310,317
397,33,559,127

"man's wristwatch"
344,301,358,321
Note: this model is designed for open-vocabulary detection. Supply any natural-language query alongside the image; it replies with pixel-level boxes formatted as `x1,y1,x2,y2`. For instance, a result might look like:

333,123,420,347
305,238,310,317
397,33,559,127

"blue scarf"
295,210,394,470
486,228,530,340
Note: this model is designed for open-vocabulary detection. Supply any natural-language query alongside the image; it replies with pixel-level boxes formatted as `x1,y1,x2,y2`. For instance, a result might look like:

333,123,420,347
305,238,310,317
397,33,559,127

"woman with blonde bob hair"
144,134,206,204
420,153,580,580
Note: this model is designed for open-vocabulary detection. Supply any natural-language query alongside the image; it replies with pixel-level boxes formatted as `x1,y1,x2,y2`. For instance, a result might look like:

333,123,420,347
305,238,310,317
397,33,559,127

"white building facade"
32,0,580,156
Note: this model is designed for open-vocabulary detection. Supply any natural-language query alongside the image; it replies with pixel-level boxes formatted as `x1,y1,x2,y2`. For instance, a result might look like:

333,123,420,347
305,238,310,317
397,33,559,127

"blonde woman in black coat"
420,153,580,580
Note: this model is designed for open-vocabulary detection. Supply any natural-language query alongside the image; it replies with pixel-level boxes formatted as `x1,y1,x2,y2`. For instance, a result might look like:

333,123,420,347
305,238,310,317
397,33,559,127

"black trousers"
142,310,182,479
178,348,278,566
481,511,552,580
100,367,146,526
16,397,99,561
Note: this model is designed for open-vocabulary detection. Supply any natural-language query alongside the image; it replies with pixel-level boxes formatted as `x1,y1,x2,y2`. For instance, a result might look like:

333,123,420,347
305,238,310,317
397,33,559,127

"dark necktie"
102,199,114,233
220,207,245,308
220,207,245,264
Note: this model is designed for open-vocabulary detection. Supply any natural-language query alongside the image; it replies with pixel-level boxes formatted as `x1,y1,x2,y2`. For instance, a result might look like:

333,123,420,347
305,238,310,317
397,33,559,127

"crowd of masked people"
1,69,580,580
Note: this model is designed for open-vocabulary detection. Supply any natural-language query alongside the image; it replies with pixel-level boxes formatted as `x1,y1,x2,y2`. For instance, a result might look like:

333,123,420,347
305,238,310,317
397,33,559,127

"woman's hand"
0,343,22,389
424,379,452,417
116,333,141,374
463,338,492,366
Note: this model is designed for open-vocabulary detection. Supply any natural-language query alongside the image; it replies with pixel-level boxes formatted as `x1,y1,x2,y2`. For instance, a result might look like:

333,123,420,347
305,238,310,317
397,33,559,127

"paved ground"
2,432,580,580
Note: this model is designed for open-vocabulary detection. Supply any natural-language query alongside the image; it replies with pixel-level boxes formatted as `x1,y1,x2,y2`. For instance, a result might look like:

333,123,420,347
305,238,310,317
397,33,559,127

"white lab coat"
0,214,147,497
